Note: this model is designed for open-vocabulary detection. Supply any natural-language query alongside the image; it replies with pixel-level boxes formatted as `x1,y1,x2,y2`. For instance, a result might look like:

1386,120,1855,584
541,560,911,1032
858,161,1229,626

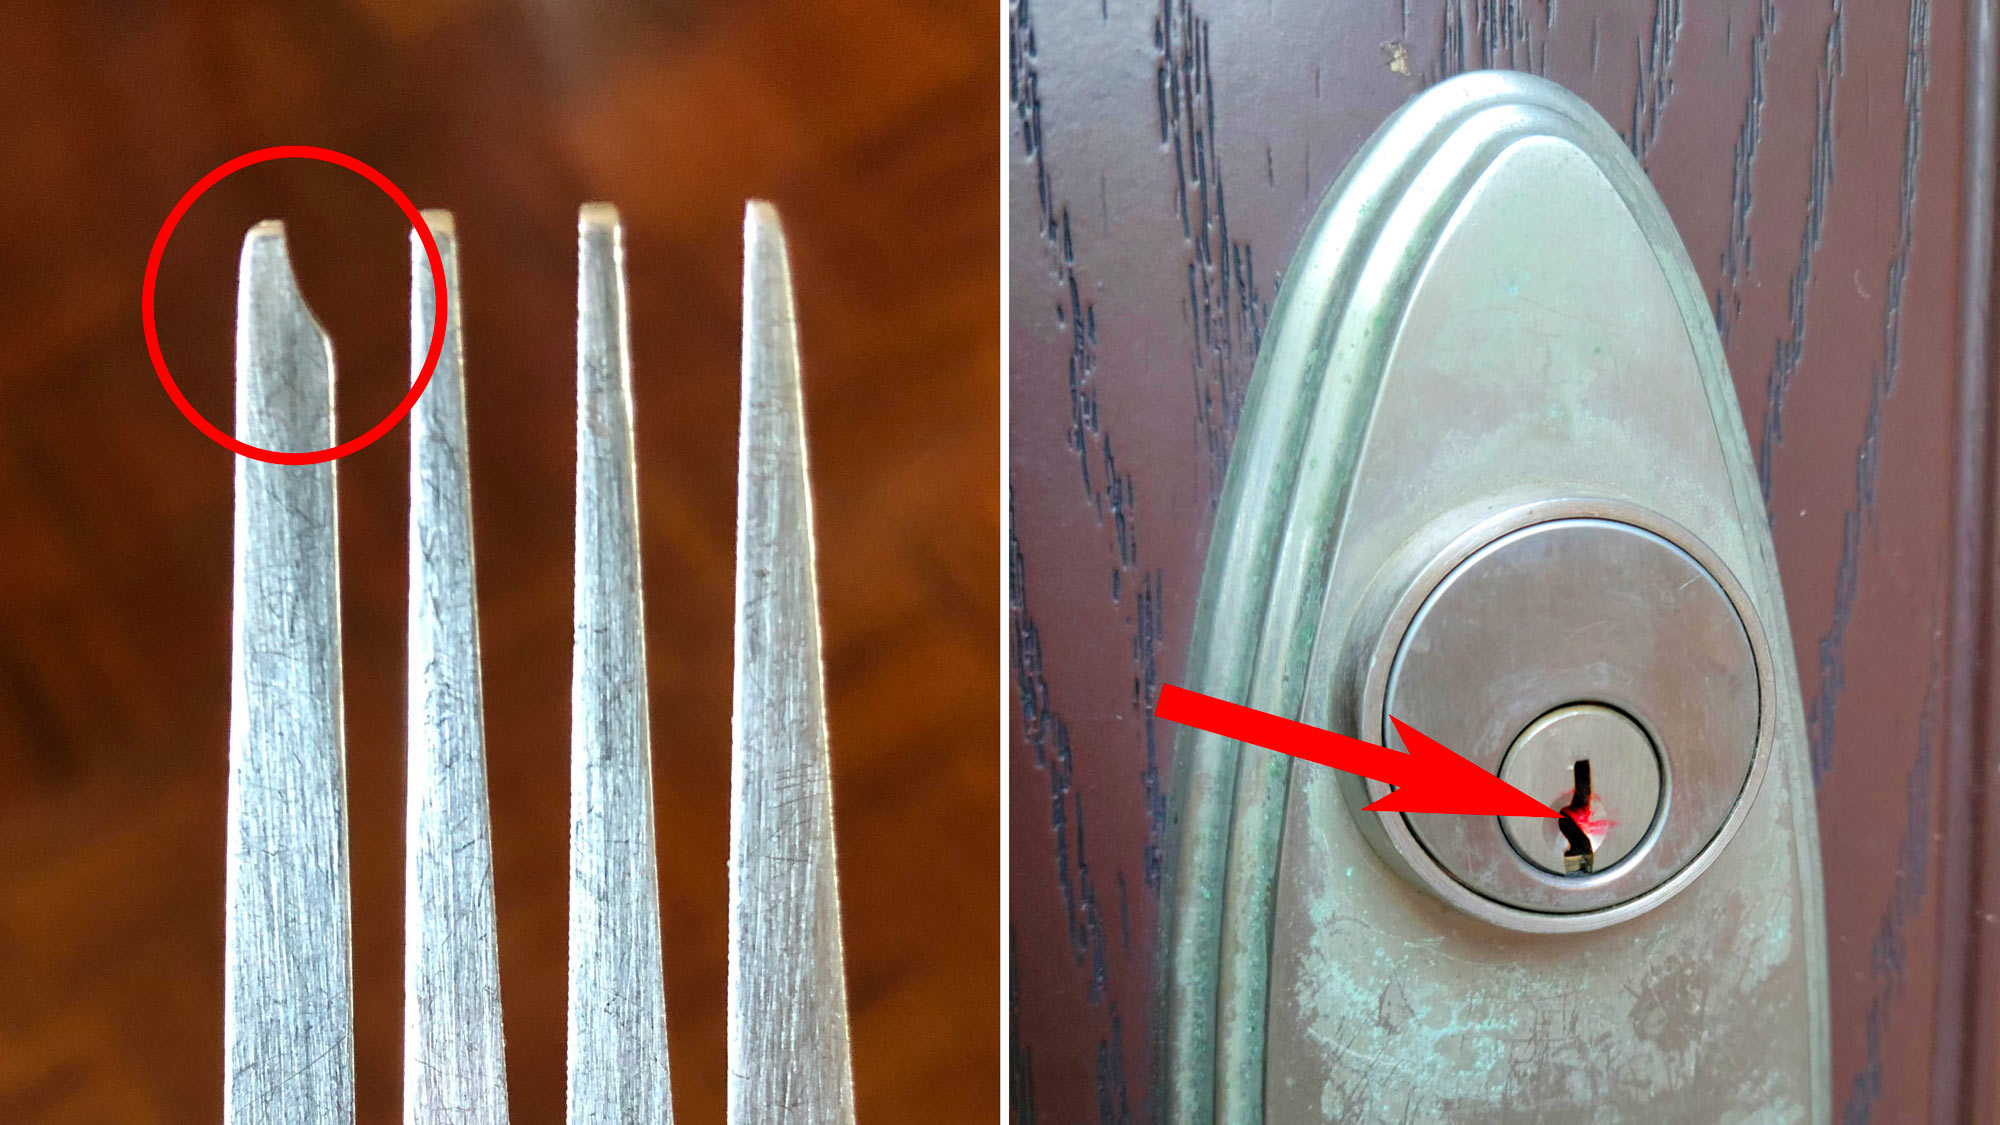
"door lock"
1161,71,1827,1121
1354,502,1769,925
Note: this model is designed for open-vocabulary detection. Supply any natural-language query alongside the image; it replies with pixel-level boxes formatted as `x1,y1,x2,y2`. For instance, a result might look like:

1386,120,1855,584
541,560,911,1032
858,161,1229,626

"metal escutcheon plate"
1161,72,1828,1123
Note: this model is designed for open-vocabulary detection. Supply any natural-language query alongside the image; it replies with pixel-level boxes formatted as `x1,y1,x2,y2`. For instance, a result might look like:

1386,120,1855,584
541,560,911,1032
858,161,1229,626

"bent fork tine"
405,212,511,1124
730,201,857,1125
225,222,355,1125
567,203,675,1124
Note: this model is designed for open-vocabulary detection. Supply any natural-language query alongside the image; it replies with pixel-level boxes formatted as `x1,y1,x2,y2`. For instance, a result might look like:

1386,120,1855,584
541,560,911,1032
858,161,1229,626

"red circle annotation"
140,145,445,465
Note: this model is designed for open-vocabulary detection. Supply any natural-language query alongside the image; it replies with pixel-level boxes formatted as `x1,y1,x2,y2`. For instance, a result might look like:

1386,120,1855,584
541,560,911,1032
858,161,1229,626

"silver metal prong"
225,221,355,1125
566,203,674,1124
729,201,855,1125
405,211,511,1124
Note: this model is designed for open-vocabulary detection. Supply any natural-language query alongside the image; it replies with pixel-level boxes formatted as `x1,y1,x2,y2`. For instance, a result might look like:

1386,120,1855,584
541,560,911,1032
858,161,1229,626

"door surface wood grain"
1008,1,1998,1120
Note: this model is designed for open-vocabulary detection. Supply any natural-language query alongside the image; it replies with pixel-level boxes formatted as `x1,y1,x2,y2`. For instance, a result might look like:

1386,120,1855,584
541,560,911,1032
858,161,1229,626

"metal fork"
224,202,855,1124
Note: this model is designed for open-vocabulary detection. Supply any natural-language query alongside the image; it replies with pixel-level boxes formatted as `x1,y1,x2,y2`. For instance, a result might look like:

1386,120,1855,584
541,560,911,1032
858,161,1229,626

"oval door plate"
1161,72,1829,1122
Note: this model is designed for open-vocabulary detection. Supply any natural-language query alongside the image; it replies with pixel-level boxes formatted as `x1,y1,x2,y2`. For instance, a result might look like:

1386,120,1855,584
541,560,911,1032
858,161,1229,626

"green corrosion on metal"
1160,71,1829,1124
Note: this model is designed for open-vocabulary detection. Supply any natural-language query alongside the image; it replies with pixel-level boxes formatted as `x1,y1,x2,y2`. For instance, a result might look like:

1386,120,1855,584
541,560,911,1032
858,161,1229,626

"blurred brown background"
0,1,997,1121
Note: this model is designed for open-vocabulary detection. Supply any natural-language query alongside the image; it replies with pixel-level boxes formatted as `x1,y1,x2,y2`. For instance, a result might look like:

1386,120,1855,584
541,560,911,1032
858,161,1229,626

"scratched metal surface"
566,206,674,1124
1008,0,1970,1121
729,203,857,1125
0,3,998,1120
404,212,511,1124
225,224,355,1124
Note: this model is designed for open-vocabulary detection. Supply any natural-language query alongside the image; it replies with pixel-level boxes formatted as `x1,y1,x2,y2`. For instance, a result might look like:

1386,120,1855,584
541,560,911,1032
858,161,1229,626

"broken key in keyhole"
1557,760,1596,873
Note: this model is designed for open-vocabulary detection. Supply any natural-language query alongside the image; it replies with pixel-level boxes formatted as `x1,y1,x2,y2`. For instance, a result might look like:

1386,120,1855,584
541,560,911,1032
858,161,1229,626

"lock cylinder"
1497,703,1662,875
1352,498,1773,930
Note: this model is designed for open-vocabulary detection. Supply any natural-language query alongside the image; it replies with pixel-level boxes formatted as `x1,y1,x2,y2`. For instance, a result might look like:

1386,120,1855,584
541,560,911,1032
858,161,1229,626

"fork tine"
566,203,675,1124
225,222,356,1125
405,212,511,1124
729,201,856,1125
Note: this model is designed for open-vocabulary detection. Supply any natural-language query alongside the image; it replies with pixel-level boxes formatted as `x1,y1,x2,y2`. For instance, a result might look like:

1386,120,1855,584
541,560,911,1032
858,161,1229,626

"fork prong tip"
239,218,294,271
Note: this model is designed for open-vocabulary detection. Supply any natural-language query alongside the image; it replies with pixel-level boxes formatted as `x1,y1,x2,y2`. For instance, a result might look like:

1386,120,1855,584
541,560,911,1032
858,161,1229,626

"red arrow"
1155,683,1558,817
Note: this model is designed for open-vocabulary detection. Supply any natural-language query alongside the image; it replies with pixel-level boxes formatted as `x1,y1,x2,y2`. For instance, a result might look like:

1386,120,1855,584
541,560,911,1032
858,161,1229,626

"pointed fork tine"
405,212,511,1124
225,222,356,1124
567,203,675,1123
730,202,856,1124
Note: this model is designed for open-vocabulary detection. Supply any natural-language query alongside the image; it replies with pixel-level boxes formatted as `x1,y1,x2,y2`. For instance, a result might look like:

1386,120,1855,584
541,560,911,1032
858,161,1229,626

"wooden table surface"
0,1,998,1120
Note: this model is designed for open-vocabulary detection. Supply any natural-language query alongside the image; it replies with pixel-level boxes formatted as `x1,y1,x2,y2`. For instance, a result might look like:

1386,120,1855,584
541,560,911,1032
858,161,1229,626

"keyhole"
1556,759,1595,874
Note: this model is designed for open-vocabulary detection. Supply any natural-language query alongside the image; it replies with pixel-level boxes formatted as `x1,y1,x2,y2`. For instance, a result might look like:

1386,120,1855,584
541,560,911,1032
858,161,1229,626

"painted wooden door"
1008,0,1996,1120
